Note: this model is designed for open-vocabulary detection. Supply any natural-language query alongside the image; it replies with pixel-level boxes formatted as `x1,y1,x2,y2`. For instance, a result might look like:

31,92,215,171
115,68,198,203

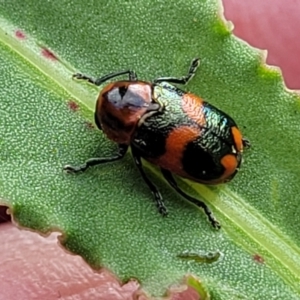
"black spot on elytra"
182,139,224,181
132,119,173,158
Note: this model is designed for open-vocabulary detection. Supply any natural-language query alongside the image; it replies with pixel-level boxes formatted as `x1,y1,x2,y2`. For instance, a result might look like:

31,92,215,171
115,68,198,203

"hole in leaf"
0,206,11,223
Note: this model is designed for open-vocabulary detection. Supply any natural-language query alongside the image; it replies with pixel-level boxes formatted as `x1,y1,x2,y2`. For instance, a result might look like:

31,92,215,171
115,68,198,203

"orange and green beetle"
64,58,250,229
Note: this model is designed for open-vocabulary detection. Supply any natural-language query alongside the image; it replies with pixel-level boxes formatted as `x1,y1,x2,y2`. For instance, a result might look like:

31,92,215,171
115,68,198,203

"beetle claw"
158,206,168,217
242,137,251,148
72,73,84,80
63,164,86,173
212,220,221,230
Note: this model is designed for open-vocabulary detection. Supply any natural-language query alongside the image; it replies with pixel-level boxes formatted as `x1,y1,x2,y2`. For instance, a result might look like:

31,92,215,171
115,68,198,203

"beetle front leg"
154,58,200,85
73,70,138,86
160,168,221,230
131,146,168,216
63,144,128,173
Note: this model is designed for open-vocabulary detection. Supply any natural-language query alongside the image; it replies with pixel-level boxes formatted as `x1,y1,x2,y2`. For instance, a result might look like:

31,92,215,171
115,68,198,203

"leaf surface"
0,0,299,298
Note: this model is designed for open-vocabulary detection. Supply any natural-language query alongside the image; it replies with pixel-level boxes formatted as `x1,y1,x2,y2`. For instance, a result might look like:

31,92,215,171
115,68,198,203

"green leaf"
0,0,299,298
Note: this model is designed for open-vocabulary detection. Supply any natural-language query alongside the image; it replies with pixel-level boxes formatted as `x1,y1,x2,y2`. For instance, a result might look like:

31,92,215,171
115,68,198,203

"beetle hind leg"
242,137,251,148
131,146,168,216
154,58,200,85
161,168,221,230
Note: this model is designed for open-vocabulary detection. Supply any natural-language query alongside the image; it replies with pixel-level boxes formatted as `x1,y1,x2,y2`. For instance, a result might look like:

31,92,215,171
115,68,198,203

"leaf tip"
214,0,234,36
185,275,211,300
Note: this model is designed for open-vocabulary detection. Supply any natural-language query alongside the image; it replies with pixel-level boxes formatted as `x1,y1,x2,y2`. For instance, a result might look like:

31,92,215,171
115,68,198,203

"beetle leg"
73,70,138,85
63,144,128,173
160,168,221,230
131,146,168,216
154,58,200,85
242,137,251,148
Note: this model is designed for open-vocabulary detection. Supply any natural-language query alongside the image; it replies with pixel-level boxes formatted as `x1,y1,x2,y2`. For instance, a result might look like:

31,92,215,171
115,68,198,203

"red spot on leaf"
41,47,57,61
15,30,26,39
85,121,95,129
68,100,79,112
253,254,264,264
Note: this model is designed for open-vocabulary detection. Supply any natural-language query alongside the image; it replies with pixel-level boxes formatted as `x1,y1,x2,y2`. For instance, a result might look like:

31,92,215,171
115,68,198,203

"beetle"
64,58,250,229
